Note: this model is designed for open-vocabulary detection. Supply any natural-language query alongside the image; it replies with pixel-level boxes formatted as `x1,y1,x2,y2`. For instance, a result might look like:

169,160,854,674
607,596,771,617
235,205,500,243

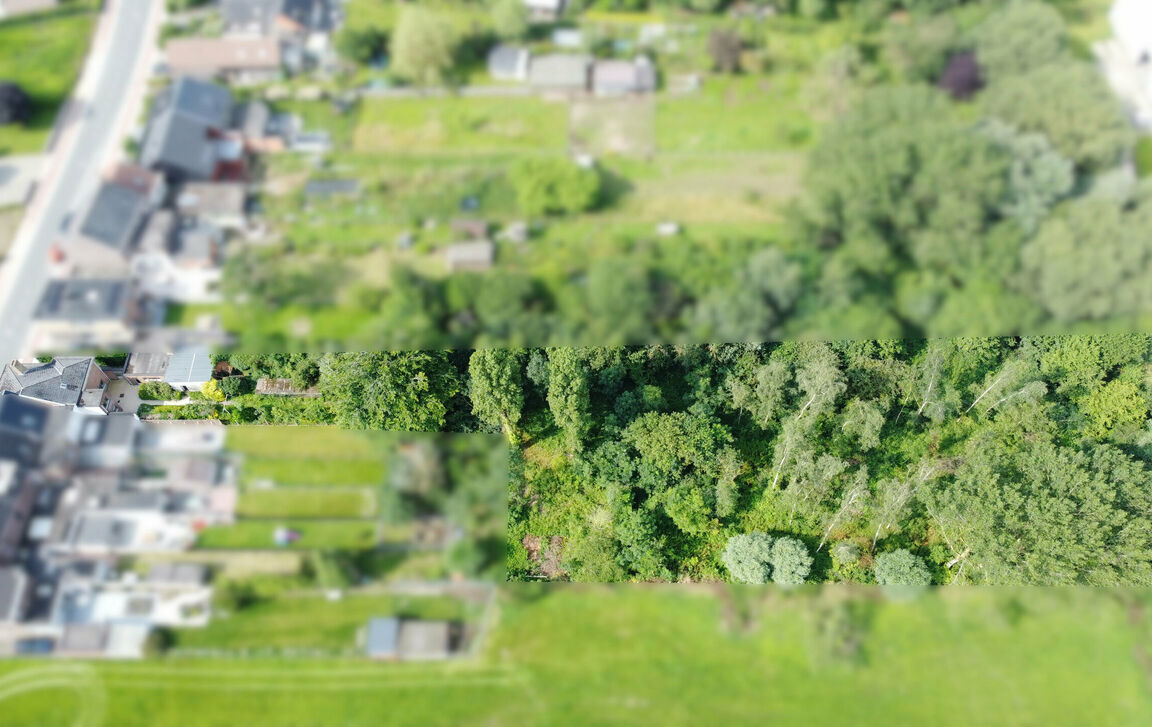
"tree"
873,549,932,586
769,536,813,585
335,27,387,64
841,398,884,451
547,347,591,453
1079,379,1147,440
0,82,30,126
138,381,179,401
978,120,1074,234
723,533,774,584
469,348,527,443
981,62,1133,171
490,0,528,40
391,6,458,86
509,158,602,217
219,376,254,399
973,1,1066,82
319,351,461,431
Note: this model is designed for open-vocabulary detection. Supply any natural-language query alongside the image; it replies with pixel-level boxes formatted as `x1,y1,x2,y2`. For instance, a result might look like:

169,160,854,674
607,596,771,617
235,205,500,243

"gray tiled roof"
0,567,27,623
220,0,281,35
73,516,136,549
528,54,591,89
34,279,130,322
0,358,92,406
168,77,234,129
78,181,149,252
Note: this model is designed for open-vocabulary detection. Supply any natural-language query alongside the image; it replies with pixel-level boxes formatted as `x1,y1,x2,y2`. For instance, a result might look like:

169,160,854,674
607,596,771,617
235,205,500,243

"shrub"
201,379,227,402
219,376,256,399
873,549,933,586
1136,137,1152,179
138,381,179,401
509,158,602,217
769,536,813,585
722,533,774,584
143,627,176,657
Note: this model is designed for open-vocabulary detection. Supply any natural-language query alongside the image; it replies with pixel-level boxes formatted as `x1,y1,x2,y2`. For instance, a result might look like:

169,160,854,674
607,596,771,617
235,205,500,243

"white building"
1102,0,1152,128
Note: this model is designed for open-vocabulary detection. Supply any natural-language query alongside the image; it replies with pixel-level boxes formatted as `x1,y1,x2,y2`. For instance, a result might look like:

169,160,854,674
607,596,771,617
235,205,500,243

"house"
592,58,656,97
121,353,171,385
0,460,35,563
1112,0,1152,68
220,0,341,70
139,77,241,183
528,54,591,93
175,182,247,231
524,0,566,23
163,350,213,391
363,617,463,661
444,241,495,273
0,392,52,466
31,279,142,354
487,44,531,82
0,566,30,623
164,37,282,86
0,0,56,18
60,166,162,276
74,413,138,471
132,213,223,304
232,100,283,152
0,357,112,414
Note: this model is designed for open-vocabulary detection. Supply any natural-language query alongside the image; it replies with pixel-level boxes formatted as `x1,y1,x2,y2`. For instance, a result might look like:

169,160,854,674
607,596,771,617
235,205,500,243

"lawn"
195,519,409,550
0,1,99,155
0,586,1150,726
354,97,569,154
172,591,469,651
237,488,377,518
241,456,387,488
227,425,388,459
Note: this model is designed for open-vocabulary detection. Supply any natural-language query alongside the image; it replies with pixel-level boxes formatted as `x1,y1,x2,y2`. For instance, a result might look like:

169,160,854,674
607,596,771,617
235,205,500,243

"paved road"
0,0,158,362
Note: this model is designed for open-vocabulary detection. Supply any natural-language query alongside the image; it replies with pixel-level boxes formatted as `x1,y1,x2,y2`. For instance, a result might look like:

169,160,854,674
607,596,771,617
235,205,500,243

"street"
0,0,159,362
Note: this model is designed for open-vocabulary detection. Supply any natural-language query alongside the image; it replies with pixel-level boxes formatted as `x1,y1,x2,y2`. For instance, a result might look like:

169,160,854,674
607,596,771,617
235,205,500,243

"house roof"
176,182,246,219
281,0,337,33
593,59,656,92
528,54,591,89
164,351,214,385
397,620,453,660
77,180,150,252
137,210,177,255
0,358,93,406
487,44,529,76
146,561,206,586
0,566,26,622
140,78,233,179
171,225,221,265
124,352,171,378
34,279,130,322
166,37,282,76
165,77,234,129
78,413,137,448
220,0,282,35
73,515,136,549
365,617,400,657
58,623,109,654
444,240,495,272
232,100,270,139
0,391,49,436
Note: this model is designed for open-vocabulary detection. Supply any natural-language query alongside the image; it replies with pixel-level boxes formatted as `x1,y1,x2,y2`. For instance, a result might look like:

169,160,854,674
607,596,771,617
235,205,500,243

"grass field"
354,97,569,154
241,456,387,488
195,519,405,550
0,586,1149,726
0,1,99,155
236,488,377,518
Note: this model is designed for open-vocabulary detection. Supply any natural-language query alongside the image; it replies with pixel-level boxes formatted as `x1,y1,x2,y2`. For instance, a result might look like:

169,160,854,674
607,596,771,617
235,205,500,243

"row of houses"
32,75,295,354
0,356,232,659
488,47,657,96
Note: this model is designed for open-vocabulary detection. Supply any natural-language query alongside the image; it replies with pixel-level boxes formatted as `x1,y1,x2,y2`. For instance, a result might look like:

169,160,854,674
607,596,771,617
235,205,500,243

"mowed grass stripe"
236,488,376,519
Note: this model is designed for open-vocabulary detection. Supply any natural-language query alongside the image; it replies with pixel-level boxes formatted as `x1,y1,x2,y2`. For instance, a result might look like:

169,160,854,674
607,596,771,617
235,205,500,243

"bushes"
138,381,180,401
508,158,602,217
873,549,932,586
1136,137,1152,179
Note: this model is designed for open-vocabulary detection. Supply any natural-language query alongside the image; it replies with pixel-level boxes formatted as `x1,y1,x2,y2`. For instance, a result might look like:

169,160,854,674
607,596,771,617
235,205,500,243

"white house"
1103,0,1152,128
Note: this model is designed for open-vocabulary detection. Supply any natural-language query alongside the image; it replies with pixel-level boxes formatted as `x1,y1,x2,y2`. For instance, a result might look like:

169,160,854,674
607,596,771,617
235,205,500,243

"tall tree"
392,6,458,86
469,348,527,444
319,351,461,431
547,347,592,454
